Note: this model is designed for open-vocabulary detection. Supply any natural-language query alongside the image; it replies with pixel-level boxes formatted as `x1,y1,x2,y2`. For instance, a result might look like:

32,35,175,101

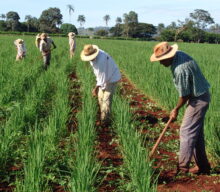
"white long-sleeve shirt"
69,37,76,51
90,50,121,90
14,41,26,56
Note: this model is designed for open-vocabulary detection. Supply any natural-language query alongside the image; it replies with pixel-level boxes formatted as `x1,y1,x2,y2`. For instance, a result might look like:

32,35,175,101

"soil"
95,119,124,192
120,74,220,192
67,72,81,132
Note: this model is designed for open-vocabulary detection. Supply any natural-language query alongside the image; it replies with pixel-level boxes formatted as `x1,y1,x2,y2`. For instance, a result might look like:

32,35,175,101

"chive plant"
69,57,100,192
15,46,71,191
112,92,157,192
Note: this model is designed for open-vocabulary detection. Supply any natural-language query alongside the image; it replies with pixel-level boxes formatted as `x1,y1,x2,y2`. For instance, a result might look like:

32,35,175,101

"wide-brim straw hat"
150,42,178,62
17,39,24,44
68,32,75,37
40,33,48,39
81,44,100,61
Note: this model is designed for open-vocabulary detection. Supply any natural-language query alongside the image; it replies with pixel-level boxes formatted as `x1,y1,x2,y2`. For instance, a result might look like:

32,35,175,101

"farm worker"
35,33,41,48
150,42,211,175
14,39,26,61
68,32,76,58
80,44,121,126
39,33,56,70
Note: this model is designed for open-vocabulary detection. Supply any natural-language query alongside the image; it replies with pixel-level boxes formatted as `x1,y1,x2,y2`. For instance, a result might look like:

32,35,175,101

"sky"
1,0,220,28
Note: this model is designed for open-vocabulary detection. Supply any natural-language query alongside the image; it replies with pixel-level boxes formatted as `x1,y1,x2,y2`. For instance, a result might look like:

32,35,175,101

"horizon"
1,0,220,28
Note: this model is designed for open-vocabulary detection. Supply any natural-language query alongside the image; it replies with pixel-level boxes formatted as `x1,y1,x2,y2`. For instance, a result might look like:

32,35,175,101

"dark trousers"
43,53,51,70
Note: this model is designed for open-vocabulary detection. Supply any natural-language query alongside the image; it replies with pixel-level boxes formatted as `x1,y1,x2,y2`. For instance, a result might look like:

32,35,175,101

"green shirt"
171,51,210,97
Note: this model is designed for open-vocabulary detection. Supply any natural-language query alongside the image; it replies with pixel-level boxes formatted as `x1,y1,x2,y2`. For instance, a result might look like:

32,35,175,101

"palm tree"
103,15,110,26
77,15,86,27
116,17,122,25
67,4,74,23
25,15,32,32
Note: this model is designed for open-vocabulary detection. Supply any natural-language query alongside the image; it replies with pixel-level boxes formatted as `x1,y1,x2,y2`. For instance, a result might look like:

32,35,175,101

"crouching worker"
150,42,211,175
39,33,56,70
80,44,121,126
14,39,26,61
68,32,76,58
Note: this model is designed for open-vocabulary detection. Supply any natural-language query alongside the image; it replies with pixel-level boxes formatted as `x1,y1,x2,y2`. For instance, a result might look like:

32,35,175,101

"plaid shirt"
171,51,210,97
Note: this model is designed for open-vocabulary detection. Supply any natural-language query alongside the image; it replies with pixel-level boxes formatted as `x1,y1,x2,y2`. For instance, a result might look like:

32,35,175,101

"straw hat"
68,32,75,37
150,42,178,62
81,44,100,61
17,39,24,44
40,33,48,39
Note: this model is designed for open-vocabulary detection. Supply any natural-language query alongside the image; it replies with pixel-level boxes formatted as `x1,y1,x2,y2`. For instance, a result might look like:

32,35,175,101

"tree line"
1,7,220,43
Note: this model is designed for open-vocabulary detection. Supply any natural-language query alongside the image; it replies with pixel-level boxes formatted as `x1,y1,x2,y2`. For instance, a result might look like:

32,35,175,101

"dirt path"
95,115,124,191
120,74,220,192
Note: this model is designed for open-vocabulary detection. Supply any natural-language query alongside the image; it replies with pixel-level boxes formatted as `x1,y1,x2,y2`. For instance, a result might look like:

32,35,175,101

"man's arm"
170,95,190,120
92,85,100,97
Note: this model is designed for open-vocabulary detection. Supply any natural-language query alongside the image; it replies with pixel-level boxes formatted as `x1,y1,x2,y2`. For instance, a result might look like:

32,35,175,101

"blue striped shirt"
170,51,210,97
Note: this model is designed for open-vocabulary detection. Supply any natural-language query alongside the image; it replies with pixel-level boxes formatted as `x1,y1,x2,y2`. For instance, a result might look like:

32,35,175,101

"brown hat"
80,44,99,61
40,33,48,39
150,42,178,62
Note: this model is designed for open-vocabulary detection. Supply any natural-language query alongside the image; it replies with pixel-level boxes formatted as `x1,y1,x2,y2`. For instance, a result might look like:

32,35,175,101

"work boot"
189,165,211,175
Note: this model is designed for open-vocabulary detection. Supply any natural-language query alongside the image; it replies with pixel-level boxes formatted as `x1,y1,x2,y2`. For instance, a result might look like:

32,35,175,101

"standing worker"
35,33,41,48
68,32,76,58
150,42,211,175
14,39,26,61
80,44,121,126
39,33,56,70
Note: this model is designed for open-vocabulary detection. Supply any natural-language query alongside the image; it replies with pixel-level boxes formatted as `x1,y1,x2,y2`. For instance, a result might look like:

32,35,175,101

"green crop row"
1,34,219,190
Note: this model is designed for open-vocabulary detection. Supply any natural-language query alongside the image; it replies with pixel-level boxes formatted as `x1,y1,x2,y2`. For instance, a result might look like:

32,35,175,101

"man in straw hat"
81,44,121,126
35,33,41,48
68,32,76,58
39,33,56,70
150,42,211,175
14,39,26,61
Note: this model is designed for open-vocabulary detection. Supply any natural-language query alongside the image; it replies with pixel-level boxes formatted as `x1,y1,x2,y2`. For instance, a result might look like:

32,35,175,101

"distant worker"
35,33,41,48
39,33,56,70
150,42,211,175
68,32,76,58
81,44,121,126
14,39,26,61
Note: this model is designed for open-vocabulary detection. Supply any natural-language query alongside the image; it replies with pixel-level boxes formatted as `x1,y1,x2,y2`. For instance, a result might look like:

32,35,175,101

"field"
0,35,220,192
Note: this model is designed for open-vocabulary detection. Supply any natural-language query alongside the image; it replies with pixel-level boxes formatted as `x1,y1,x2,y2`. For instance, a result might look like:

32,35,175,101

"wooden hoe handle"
149,118,173,158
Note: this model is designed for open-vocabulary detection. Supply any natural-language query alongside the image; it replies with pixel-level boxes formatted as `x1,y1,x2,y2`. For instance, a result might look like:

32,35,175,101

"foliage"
157,23,165,34
60,23,78,34
77,15,86,27
95,29,108,36
123,11,138,37
0,20,7,31
132,23,157,38
103,14,110,26
6,11,20,31
39,7,63,33
190,9,214,30
160,29,175,41
67,4,74,23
